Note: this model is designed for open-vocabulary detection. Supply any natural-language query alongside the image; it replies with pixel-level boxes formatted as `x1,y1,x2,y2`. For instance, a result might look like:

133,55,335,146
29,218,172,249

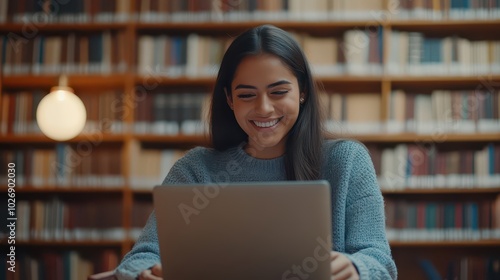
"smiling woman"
115,24,397,280
228,54,303,159
211,25,322,180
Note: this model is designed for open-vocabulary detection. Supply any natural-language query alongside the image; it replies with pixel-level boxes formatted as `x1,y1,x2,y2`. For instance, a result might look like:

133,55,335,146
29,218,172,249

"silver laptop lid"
153,180,332,280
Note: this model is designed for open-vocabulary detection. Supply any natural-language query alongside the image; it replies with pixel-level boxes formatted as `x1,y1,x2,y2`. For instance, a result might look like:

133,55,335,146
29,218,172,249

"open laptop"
153,180,332,280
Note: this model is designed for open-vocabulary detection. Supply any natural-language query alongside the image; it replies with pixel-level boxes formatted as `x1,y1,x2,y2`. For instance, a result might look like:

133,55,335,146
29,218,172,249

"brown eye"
237,93,255,99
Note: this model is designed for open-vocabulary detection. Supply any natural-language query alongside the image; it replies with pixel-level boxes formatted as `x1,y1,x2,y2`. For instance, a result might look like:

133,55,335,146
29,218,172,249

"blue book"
426,203,437,230
488,143,495,175
421,38,442,63
444,203,455,229
419,259,442,280
89,33,103,63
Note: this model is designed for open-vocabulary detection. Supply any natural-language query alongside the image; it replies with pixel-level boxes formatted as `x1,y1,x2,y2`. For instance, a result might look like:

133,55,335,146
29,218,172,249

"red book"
417,202,426,229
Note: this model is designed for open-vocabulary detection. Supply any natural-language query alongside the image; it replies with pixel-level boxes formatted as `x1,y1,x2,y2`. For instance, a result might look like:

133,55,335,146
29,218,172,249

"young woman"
116,24,397,280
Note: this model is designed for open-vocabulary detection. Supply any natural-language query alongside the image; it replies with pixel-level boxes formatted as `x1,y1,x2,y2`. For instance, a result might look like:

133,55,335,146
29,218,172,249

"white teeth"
253,119,279,128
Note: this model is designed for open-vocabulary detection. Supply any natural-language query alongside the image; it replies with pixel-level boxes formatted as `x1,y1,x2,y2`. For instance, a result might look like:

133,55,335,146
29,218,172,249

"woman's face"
228,54,303,159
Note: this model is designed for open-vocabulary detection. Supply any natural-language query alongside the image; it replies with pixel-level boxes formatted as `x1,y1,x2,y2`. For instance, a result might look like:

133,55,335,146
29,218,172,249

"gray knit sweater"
116,140,397,279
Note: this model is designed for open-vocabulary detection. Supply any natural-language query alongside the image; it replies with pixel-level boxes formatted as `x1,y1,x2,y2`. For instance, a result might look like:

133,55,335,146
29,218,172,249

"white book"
155,35,167,73
137,35,155,74
407,32,423,75
415,95,434,134
458,38,472,75
102,31,112,73
396,32,410,74
343,30,369,75
0,0,7,22
386,90,406,133
387,30,400,74
380,148,396,189
186,33,200,77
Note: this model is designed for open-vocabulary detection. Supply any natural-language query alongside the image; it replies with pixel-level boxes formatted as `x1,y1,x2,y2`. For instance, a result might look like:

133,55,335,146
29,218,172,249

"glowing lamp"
36,78,86,141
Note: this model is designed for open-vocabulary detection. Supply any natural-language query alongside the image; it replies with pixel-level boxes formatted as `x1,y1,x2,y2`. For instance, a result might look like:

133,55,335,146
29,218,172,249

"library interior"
0,0,500,279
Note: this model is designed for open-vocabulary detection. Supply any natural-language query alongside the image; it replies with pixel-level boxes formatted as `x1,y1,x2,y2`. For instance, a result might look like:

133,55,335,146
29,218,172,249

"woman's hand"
138,264,163,280
330,251,360,280
136,255,359,280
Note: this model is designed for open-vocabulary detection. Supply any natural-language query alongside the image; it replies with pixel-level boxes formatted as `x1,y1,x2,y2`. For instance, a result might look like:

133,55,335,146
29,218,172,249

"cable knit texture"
115,140,397,280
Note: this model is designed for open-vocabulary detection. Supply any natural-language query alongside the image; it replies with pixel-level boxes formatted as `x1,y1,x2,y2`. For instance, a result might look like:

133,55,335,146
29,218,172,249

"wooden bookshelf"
1,0,500,279
390,240,500,247
382,187,500,195
1,240,124,247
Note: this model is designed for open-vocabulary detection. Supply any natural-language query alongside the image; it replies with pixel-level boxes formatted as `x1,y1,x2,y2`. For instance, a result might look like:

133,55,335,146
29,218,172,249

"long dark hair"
210,24,324,180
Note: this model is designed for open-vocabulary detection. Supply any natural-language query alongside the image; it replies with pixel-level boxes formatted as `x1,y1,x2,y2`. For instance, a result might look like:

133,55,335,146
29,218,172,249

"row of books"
1,249,119,280
386,90,500,134
372,143,500,190
385,198,500,241
324,90,500,135
0,146,124,188
129,142,186,189
1,91,125,135
1,0,130,23
1,32,127,76
134,90,210,135
419,257,500,280
387,32,500,76
3,0,500,24
130,199,154,240
387,228,500,241
3,32,499,77
127,32,500,77
4,198,124,242
2,89,499,136
137,30,384,77
120,145,500,191
134,0,500,22
137,34,230,77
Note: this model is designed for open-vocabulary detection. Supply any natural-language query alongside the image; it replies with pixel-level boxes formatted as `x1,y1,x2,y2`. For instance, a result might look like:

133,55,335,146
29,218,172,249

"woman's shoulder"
323,138,368,156
322,138,373,168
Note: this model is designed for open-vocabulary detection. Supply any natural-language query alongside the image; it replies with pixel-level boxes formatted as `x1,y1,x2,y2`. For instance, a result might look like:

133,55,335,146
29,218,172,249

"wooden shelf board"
134,75,215,86
4,74,497,89
390,19,500,33
134,134,209,145
382,188,500,195
349,133,500,142
2,74,129,89
390,75,500,89
135,21,379,32
390,240,500,247
2,19,497,34
136,74,500,88
0,134,126,143
0,22,129,32
2,133,498,144
135,19,500,32
134,75,385,88
0,186,125,193
0,240,124,247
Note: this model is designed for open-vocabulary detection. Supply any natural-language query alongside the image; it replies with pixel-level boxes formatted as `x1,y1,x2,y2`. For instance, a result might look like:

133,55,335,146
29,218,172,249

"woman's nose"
254,95,273,115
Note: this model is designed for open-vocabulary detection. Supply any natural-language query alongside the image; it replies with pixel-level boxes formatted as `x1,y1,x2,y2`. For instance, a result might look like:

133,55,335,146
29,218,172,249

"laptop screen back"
153,180,332,280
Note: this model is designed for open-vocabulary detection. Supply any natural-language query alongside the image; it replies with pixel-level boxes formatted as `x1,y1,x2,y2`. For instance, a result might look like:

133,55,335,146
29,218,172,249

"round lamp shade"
36,87,87,141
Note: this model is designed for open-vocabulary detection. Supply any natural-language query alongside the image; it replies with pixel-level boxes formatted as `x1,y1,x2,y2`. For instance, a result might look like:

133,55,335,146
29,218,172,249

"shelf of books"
1,0,500,279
